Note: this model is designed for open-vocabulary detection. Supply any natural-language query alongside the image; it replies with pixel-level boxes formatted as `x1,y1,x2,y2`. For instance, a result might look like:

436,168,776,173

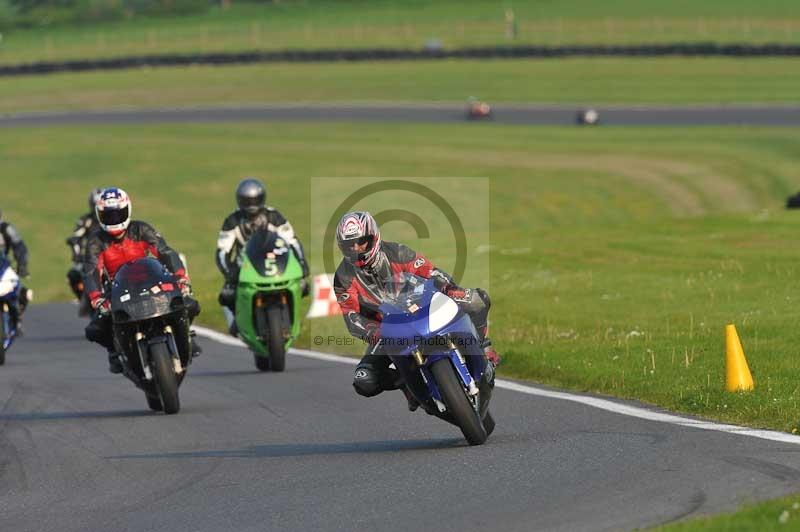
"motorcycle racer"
83,188,200,373
333,211,500,408
0,209,31,329
216,178,310,335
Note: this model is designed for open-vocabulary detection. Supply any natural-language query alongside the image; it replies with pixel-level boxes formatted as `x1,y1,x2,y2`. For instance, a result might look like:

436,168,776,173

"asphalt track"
3,303,800,532
1,104,800,126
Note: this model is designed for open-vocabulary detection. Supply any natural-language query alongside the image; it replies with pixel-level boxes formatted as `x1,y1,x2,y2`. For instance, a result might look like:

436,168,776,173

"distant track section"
2,104,800,126
3,43,800,76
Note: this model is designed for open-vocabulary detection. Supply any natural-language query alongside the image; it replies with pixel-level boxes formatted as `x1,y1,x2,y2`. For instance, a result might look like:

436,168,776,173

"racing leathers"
66,212,97,299
333,241,493,399
83,221,199,355
0,219,30,322
215,206,309,327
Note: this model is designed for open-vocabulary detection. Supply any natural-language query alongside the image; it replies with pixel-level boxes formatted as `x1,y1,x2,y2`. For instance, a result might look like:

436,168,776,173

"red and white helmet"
336,211,382,268
95,187,131,238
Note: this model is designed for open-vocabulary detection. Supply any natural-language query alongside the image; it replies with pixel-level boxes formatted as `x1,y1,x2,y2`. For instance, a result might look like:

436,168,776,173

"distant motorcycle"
110,257,197,414
379,273,495,445
466,97,492,120
0,257,20,365
236,229,304,372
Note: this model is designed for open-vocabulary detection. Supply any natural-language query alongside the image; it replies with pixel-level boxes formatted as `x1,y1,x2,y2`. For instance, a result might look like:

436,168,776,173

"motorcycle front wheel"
430,358,487,445
150,342,180,414
266,304,286,372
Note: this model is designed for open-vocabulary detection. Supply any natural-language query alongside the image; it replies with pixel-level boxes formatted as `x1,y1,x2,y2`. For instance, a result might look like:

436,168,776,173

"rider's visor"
99,206,129,227
340,235,374,260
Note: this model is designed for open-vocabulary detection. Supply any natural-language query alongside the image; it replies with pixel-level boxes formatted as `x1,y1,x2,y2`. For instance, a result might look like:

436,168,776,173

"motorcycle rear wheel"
146,394,163,412
430,358,487,445
483,410,496,436
151,342,180,414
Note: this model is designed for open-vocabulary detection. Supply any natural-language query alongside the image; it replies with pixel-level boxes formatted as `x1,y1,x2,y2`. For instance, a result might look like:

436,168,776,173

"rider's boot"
221,306,238,337
401,385,420,412
189,331,202,358
108,350,123,374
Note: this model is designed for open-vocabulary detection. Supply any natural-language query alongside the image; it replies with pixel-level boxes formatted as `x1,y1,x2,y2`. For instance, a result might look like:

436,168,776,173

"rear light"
161,283,175,292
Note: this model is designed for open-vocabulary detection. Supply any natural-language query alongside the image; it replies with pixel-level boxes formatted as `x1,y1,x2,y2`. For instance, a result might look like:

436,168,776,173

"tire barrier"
2,42,800,77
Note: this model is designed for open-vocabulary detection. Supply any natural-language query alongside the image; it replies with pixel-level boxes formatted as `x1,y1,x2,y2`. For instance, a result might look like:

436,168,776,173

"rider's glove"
364,322,381,345
176,275,192,297
91,296,110,315
445,286,473,304
17,265,29,278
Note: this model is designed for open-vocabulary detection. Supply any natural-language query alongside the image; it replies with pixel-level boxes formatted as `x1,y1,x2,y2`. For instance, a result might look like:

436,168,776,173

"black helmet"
88,187,103,213
236,178,266,216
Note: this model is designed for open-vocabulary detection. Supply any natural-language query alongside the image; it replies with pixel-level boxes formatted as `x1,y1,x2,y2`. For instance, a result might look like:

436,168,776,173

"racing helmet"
336,211,382,268
95,187,131,238
236,178,266,217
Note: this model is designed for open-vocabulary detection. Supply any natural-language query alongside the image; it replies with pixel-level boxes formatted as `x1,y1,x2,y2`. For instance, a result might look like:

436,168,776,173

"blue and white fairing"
0,257,20,350
378,274,487,407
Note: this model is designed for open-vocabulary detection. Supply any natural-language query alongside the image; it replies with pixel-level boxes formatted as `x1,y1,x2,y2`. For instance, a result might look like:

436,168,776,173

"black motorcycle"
110,257,196,414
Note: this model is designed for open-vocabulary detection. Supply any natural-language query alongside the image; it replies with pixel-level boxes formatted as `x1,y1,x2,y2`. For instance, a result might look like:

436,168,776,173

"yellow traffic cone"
725,324,754,392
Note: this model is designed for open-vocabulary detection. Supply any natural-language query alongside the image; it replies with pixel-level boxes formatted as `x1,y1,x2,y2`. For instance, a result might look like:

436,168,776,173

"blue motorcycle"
0,257,21,365
379,273,495,445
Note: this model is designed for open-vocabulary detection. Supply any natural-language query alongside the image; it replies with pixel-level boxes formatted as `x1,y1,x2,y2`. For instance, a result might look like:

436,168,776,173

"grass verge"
2,122,800,433
653,493,800,530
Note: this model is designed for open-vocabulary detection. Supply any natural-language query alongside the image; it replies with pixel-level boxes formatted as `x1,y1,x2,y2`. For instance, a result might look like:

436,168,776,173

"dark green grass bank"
3,123,800,432
0,0,799,65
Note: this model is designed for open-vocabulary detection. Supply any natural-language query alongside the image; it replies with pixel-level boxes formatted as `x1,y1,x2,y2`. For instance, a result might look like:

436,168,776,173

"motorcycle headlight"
428,292,459,332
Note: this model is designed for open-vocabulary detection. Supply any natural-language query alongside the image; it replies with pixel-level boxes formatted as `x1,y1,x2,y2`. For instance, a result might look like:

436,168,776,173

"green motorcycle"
236,229,304,372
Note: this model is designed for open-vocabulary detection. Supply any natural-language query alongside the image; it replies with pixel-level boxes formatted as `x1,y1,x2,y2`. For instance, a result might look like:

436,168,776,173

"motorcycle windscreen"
113,258,170,294
245,230,290,277
111,258,175,321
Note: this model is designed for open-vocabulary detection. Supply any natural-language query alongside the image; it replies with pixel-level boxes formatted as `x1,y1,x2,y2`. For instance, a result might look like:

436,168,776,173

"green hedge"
0,0,211,29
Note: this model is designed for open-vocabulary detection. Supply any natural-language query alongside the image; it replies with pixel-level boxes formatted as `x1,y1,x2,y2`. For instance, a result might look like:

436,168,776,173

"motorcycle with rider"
333,211,500,444
215,178,309,370
83,188,201,413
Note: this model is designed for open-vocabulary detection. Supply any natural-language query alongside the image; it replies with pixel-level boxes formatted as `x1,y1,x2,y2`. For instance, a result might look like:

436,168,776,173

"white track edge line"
193,325,800,445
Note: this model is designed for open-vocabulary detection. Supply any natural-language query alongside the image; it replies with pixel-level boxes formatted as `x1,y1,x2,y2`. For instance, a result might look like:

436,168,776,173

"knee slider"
352,364,383,397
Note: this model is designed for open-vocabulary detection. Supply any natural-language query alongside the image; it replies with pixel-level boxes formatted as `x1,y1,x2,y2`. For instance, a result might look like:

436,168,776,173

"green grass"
2,57,800,113
3,122,800,434
0,0,799,65
654,493,800,530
